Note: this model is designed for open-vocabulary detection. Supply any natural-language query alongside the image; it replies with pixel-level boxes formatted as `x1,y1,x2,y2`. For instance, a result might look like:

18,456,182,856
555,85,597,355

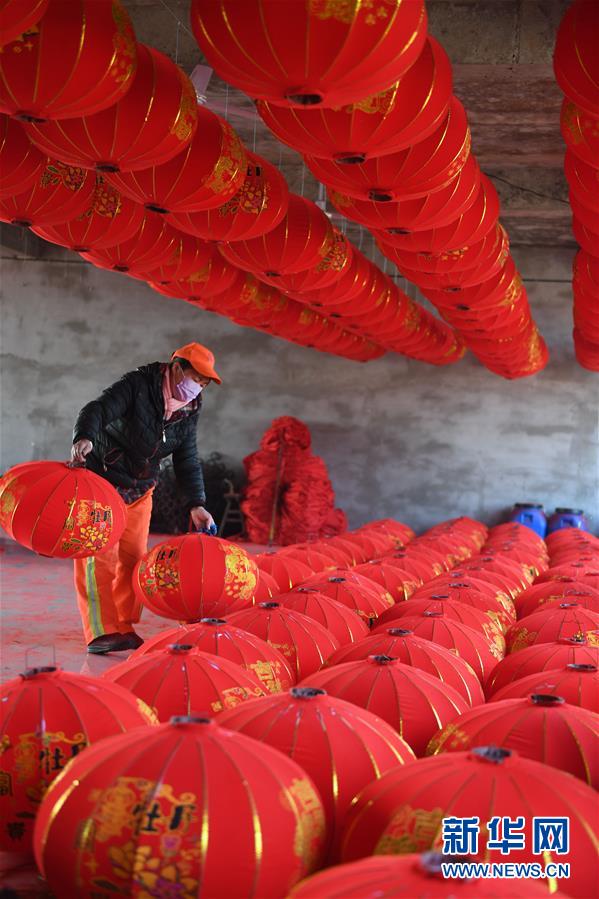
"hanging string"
252,108,258,153
175,21,180,64
156,0,196,40
300,162,306,197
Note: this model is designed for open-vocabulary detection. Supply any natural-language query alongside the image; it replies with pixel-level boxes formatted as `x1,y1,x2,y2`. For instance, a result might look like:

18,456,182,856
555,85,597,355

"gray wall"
1,246,597,533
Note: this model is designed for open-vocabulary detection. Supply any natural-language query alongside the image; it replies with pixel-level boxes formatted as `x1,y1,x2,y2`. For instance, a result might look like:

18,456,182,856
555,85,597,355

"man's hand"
190,506,216,532
71,439,93,464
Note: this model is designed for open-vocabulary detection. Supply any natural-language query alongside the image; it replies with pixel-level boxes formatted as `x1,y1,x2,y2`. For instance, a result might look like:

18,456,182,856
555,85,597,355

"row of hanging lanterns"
554,0,599,371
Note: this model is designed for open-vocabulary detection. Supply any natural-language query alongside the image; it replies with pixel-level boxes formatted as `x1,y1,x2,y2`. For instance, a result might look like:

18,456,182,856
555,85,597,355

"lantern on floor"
485,636,599,697
353,561,420,601
377,599,505,653
128,618,295,693
299,655,467,757
0,460,126,558
490,663,599,710
253,567,280,602
0,0,49,46
220,687,415,857
339,746,597,899
325,627,484,707
505,605,599,652
0,114,44,199
554,0,599,118
406,582,515,632
0,158,94,227
298,570,394,625
227,602,340,681
33,716,326,897
0,666,157,854
514,580,599,618
254,552,314,592
133,534,257,620
190,0,427,108
427,694,599,787
104,645,267,720
279,588,370,645
279,545,338,572
106,107,247,214
24,44,197,173
80,214,181,276
0,0,136,122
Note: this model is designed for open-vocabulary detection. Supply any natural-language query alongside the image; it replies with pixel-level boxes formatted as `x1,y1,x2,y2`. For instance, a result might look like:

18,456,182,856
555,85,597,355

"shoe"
87,633,133,654
120,631,144,651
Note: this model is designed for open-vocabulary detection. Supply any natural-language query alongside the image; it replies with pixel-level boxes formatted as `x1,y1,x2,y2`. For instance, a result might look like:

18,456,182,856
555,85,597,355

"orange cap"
171,342,222,384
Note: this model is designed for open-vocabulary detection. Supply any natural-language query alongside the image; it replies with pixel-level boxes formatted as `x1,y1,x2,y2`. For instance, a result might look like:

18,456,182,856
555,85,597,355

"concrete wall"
1,246,597,534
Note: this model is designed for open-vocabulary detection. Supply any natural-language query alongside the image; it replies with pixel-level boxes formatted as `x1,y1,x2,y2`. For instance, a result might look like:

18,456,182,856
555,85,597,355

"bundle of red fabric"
241,416,346,545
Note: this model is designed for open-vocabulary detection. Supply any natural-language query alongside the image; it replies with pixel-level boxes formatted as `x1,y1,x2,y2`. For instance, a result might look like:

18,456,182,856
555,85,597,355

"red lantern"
0,665,156,854
506,604,599,653
0,460,126,558
131,232,215,285
299,655,468,757
0,0,137,122
104,645,267,720
428,694,599,787
279,545,338,572
31,177,144,251
537,561,599,583
339,746,598,899
80,214,181,276
572,213,599,255
408,579,516,631
517,591,599,620
151,253,245,302
190,0,427,108
0,158,94,227
274,229,353,294
106,107,247,214
467,553,533,592
561,98,599,168
0,0,49,46
486,636,599,697
298,570,394,624
33,716,326,897
515,581,598,618
377,600,506,653
128,618,295,693
220,687,415,858
220,194,335,277
167,152,289,242
308,540,356,568
325,627,484,707
252,567,280,602
0,114,44,199
340,529,395,559
383,550,441,582
279,588,370,645
305,99,471,202
554,0,599,118
491,663,599,711
255,551,314,592
565,148,599,213
133,534,258,621
353,561,420,601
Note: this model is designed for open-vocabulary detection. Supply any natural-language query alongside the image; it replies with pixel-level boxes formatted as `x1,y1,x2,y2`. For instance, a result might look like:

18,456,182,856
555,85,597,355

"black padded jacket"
72,362,205,506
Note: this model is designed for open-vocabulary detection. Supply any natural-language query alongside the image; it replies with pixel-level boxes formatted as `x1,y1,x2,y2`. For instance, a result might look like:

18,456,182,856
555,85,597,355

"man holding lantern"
70,342,220,654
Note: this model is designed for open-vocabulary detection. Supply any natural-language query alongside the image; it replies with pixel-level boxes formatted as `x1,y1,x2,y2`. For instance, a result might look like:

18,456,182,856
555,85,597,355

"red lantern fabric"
131,232,215,285
228,602,340,681
220,194,335,277
308,540,355,568
80,213,181,275
0,113,44,199
274,229,353,293
254,551,314,592
23,44,197,173
408,579,516,632
0,0,49,46
339,746,598,898
325,627,484,707
428,694,599,787
506,605,599,653
31,176,144,251
377,600,506,653
133,534,257,621
565,148,599,213
127,618,295,693
299,655,468,756
104,645,267,720
514,580,599,618
106,107,247,214
0,665,156,853
485,636,599,697
0,460,126,558
279,545,338,573
279,588,370,645
220,687,415,858
561,98,599,168
554,0,599,118
0,158,94,227
253,567,280,602
33,716,326,897
190,0,427,108
151,252,244,302
353,561,420,601
0,0,137,122
297,570,394,625
517,592,599,620
491,663,599,711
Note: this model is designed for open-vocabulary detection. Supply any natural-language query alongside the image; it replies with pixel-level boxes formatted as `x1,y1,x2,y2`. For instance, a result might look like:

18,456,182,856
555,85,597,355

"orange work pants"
74,489,154,644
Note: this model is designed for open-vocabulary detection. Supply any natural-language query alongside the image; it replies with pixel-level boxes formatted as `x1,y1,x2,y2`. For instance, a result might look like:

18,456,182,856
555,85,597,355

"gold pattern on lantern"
218,168,269,218
204,123,246,196
109,841,199,898
41,162,86,193
1,26,39,54
210,684,264,713
171,69,198,143
61,500,115,554
110,0,137,87
315,230,349,272
249,660,285,693
310,0,396,25
89,176,122,219
223,544,257,600
347,83,398,115
375,805,445,854
285,777,326,869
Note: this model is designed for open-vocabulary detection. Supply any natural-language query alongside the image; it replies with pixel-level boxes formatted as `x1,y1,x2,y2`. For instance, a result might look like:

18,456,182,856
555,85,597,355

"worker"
70,342,220,654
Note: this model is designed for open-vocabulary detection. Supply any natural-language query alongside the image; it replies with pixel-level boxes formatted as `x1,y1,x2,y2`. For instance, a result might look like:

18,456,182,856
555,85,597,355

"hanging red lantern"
297,570,394,625
339,746,598,899
561,98,599,168
130,232,215,285
554,0,599,118
506,604,599,652
422,257,520,316
486,635,599,697
572,213,599,255
490,663,599,710
565,148,599,214
220,687,415,858
256,37,451,162
0,665,156,854
325,627,484,707
228,601,340,681
23,44,197,173
104,645,267,720
428,694,599,787
31,177,144,251
127,618,295,693
273,229,353,293
106,107,247,214
388,224,507,281
255,551,314,592
133,534,257,621
151,254,245,303
279,588,370,645
377,600,506,653
0,158,94,227
574,327,599,371
0,114,44,199
0,0,137,123
299,655,468,757
190,0,427,108
0,460,126,558
80,213,181,276
33,716,326,897
0,0,49,46
353,561,420,601
220,194,335,277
